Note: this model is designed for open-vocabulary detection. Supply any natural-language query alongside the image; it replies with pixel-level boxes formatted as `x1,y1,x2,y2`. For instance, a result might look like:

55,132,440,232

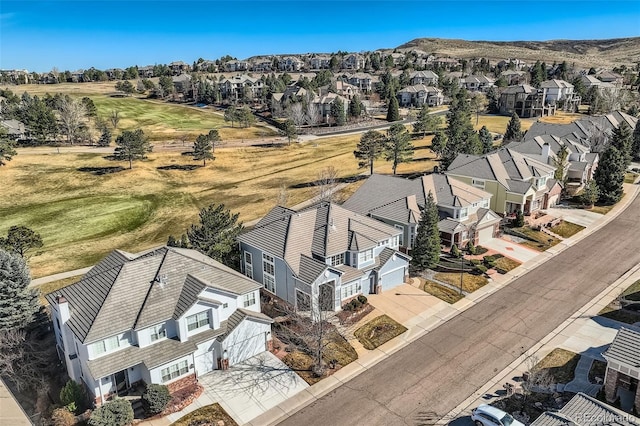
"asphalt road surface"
280,191,640,426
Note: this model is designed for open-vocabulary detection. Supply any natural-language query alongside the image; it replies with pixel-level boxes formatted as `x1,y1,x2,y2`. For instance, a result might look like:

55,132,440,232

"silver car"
471,405,524,426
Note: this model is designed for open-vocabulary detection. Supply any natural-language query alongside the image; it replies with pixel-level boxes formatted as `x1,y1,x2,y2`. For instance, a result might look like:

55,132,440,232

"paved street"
279,191,640,426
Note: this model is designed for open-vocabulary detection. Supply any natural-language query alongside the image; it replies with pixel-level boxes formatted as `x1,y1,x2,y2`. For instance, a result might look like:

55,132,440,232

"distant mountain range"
396,37,640,68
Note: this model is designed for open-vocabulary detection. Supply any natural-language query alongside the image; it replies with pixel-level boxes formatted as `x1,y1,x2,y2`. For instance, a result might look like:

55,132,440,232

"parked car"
471,405,524,426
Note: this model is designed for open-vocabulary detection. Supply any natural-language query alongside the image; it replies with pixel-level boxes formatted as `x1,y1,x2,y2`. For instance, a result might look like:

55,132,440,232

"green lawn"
624,172,639,184
512,227,560,251
549,220,585,238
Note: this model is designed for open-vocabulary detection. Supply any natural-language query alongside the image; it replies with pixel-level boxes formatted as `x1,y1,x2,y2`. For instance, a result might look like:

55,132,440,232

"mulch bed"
336,303,374,325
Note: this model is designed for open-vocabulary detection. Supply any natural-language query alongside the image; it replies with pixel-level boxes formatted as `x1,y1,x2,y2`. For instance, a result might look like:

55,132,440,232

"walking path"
564,356,601,396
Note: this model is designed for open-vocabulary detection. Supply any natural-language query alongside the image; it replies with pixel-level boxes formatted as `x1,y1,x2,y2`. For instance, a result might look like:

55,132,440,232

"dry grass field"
1,128,438,277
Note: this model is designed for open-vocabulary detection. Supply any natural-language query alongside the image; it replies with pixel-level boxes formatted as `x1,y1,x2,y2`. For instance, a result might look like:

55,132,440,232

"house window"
482,199,489,208
186,311,209,332
222,303,228,309
358,249,373,263
161,360,189,383
262,254,276,293
394,225,404,246
460,208,468,219
243,292,256,308
472,179,485,189
392,235,399,248
341,282,361,300
329,253,344,266
410,227,416,248
93,336,120,356
244,252,253,279
150,324,167,342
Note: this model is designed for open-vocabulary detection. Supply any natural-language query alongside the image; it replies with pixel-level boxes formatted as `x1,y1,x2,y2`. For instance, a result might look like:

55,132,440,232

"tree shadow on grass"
77,166,126,175
157,164,203,171
289,174,368,189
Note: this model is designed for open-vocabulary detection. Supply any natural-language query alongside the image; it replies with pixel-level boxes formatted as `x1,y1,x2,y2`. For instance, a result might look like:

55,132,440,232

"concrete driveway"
545,206,603,228
481,237,541,263
197,352,308,425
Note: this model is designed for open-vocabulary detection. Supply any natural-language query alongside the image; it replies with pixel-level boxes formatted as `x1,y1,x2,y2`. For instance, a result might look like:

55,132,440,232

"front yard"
494,257,521,273
549,221,585,238
511,227,560,251
418,278,464,304
171,403,238,426
354,315,407,350
598,279,640,324
434,272,488,293
533,348,580,384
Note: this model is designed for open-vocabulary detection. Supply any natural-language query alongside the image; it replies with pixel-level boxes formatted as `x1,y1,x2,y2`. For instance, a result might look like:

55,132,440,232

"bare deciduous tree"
58,97,87,145
0,329,51,392
314,166,339,203
306,102,321,129
110,110,121,130
288,102,306,131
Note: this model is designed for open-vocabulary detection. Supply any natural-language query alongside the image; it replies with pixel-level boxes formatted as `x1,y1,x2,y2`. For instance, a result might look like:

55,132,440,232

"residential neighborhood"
1,4,640,426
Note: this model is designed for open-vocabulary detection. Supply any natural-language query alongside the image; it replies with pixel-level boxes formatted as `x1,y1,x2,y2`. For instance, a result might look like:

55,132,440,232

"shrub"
342,303,352,311
450,244,461,258
357,294,368,304
60,380,86,414
141,384,171,416
51,407,75,426
485,260,496,269
514,210,525,227
88,398,134,426
474,245,488,255
474,265,488,275
470,259,481,266
466,240,476,255
350,298,362,310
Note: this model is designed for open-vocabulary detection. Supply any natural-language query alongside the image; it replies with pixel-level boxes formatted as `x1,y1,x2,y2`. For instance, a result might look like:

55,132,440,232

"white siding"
222,319,271,366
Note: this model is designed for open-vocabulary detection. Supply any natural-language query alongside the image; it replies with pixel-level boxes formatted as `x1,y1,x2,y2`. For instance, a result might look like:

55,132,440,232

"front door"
114,370,128,395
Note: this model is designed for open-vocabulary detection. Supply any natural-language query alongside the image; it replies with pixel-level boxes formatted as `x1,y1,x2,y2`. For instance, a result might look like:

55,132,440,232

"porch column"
635,384,640,414
604,367,619,403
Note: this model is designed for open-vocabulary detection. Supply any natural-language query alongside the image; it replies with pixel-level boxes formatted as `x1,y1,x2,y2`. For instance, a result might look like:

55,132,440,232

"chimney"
542,143,551,164
56,295,70,322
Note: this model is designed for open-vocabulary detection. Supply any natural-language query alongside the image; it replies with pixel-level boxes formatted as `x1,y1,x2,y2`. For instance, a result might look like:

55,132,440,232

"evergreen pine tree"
186,204,244,269
633,120,640,161
503,113,524,143
193,134,214,166
479,126,493,153
354,130,385,174
594,145,625,205
430,131,447,159
0,249,38,331
610,123,633,167
384,123,414,175
412,104,438,137
386,96,400,122
442,90,477,168
330,98,346,126
410,192,441,271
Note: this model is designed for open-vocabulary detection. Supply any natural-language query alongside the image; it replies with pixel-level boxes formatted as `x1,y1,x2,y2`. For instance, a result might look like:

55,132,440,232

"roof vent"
156,273,168,286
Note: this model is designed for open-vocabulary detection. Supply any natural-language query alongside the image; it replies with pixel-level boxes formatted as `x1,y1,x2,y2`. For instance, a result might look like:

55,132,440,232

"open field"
2,83,278,142
1,131,439,277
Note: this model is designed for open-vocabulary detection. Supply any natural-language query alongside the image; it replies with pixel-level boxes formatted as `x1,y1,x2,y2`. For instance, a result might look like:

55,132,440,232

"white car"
471,405,524,426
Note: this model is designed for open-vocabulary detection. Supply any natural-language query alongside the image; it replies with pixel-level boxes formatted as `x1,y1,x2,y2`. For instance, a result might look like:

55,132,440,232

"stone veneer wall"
604,367,619,403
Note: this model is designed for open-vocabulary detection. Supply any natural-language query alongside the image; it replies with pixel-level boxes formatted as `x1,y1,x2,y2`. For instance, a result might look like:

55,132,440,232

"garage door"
477,226,494,244
379,267,405,292
547,195,559,208
195,350,216,375
226,333,266,366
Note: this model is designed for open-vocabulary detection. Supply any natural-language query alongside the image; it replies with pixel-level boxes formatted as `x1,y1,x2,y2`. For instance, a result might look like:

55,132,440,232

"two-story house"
343,174,501,250
219,75,264,101
396,85,444,107
169,61,190,75
278,56,304,72
342,73,376,93
446,148,562,215
309,55,331,70
539,79,581,111
603,327,640,414
409,70,438,86
505,135,599,194
238,202,410,313
459,75,495,92
342,54,365,70
498,84,556,118
47,246,272,405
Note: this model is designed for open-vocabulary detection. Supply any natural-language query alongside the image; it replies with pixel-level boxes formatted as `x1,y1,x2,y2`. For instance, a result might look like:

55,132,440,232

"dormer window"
187,311,209,332
460,208,468,219
150,324,167,342
329,253,344,266
472,179,485,189
358,249,373,263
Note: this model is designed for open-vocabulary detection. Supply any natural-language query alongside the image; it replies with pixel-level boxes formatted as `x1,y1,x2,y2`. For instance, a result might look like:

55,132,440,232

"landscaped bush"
451,244,461,258
88,398,134,426
470,259,482,266
474,245,488,255
142,383,171,416
466,241,476,255
474,265,488,275
357,294,368,304
60,379,86,414
342,302,352,311
350,298,362,310
50,407,76,426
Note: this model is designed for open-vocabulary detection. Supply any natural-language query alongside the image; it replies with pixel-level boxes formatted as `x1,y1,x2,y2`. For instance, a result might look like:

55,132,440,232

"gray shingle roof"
217,308,273,341
603,327,640,368
530,392,639,426
446,149,554,193
46,247,260,344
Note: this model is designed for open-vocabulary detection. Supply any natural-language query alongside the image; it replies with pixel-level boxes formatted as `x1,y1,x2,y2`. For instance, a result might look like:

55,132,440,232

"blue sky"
1,1,639,72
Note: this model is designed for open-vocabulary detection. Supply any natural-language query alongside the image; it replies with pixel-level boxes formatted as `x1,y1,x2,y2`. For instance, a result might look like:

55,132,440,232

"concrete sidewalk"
249,182,639,426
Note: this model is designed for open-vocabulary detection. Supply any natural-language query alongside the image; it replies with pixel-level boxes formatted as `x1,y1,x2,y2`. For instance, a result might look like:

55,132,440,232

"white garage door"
227,333,266,366
477,226,494,244
547,195,559,207
195,351,216,375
